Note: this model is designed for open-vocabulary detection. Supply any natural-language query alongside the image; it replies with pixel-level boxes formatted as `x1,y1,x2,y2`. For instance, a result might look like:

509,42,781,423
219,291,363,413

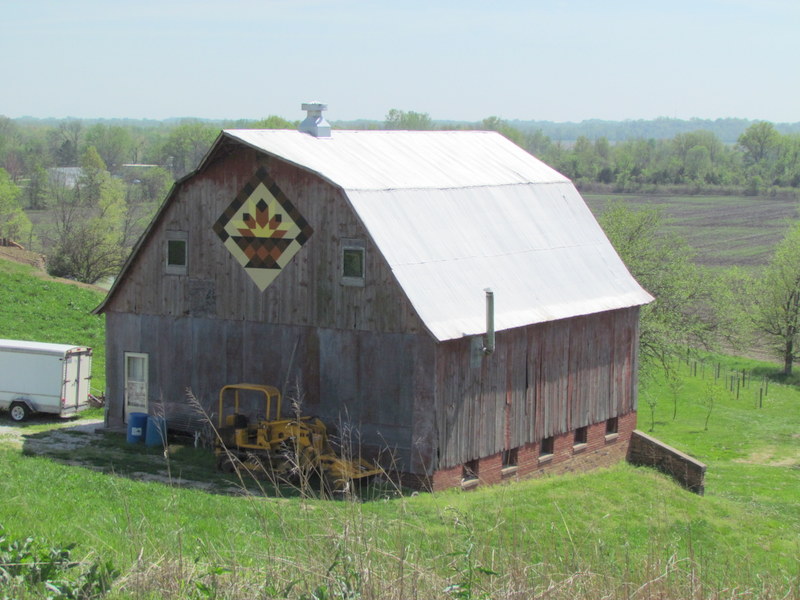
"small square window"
168,240,186,266
166,232,188,275
341,239,365,286
574,426,588,446
502,448,518,469
342,248,364,278
540,436,554,457
462,459,479,482
605,417,619,436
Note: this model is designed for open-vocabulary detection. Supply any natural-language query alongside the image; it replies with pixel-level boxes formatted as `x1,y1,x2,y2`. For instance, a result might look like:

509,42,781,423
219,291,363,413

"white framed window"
341,239,365,287
166,231,188,275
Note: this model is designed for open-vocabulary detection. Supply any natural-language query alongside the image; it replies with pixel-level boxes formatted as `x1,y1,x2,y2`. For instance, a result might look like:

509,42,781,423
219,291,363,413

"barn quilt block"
213,167,313,291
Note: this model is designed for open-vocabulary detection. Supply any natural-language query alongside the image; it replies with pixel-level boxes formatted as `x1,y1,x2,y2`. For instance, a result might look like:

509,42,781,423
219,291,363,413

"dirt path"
0,418,105,451
0,416,245,495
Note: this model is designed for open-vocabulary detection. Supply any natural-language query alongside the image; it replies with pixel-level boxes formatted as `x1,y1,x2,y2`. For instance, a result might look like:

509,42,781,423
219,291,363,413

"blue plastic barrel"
145,415,167,447
127,412,148,444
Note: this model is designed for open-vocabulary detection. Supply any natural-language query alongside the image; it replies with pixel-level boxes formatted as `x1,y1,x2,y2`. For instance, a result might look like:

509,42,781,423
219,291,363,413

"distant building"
47,167,83,189
95,104,652,490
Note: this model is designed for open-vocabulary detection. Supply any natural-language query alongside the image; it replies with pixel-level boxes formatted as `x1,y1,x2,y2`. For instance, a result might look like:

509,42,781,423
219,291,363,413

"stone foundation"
626,429,706,494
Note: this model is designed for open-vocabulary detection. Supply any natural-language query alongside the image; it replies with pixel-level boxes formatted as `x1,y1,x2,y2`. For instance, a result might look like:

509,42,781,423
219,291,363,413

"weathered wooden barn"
95,105,653,489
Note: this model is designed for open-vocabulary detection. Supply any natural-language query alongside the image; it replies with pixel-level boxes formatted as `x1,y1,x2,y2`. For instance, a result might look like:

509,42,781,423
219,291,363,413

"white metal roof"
0,338,90,356
224,129,653,341
225,129,569,190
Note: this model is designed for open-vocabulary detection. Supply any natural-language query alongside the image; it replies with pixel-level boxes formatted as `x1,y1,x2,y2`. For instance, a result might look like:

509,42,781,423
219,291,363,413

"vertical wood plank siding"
105,146,424,335
435,308,640,469
104,310,433,473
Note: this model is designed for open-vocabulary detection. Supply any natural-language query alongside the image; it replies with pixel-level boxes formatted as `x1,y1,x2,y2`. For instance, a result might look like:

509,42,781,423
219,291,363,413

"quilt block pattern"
213,167,313,291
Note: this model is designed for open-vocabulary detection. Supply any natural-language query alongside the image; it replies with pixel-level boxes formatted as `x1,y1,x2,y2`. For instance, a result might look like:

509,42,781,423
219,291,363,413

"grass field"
0,255,798,599
0,355,797,599
584,193,800,270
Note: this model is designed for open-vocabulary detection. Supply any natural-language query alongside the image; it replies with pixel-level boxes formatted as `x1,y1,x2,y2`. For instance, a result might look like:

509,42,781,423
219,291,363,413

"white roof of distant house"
222,129,653,341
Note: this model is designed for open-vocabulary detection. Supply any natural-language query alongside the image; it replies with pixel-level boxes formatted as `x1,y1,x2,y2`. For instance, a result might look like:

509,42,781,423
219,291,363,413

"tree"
0,168,33,243
85,124,133,173
250,115,297,129
158,121,218,178
123,166,172,204
752,221,800,375
47,148,129,283
598,203,715,372
384,109,434,130
53,120,83,166
479,116,524,146
76,146,107,206
738,121,779,167
25,165,49,210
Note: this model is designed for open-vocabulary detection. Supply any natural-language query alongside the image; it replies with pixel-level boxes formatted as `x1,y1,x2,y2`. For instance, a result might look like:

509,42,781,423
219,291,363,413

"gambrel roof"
224,129,652,341
98,129,652,341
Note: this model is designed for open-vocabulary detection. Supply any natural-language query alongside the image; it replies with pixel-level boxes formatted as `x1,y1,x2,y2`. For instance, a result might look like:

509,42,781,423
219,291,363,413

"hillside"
0,255,798,599
0,254,107,394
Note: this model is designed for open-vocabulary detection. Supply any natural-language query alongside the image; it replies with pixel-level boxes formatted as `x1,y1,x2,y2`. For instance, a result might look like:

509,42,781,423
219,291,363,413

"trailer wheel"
9,402,31,422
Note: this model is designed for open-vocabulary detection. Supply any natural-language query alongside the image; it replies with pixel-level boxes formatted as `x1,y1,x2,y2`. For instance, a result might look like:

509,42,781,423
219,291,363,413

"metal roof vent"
299,102,331,138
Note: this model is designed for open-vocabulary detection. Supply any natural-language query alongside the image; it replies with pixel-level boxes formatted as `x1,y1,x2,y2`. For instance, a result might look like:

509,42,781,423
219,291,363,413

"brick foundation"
428,411,637,491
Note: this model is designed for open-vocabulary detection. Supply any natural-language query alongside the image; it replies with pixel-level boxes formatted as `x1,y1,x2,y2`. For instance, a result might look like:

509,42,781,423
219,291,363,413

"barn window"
539,436,554,460
574,426,588,447
605,417,619,439
341,239,365,287
462,459,479,483
502,448,518,470
166,231,188,275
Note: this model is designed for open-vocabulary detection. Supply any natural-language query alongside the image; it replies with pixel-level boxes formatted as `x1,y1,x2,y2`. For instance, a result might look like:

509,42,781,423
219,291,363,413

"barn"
95,104,653,490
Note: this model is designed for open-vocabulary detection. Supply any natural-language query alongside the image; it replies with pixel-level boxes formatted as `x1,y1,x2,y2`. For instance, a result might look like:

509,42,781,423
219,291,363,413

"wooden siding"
105,312,434,473
104,144,424,336
101,137,643,479
434,307,640,469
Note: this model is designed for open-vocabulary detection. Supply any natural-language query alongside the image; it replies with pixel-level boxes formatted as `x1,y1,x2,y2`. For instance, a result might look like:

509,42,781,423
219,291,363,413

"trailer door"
61,349,93,415
63,353,79,411
124,352,148,421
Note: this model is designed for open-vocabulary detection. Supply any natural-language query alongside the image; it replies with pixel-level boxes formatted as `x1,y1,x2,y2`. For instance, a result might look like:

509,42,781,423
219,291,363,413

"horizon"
6,114,799,127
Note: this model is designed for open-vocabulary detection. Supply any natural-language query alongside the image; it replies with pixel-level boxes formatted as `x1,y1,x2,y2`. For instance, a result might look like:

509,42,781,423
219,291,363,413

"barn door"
124,352,148,421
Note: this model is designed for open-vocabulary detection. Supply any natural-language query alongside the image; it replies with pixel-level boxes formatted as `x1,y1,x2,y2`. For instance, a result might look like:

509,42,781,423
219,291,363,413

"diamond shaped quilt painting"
213,167,313,291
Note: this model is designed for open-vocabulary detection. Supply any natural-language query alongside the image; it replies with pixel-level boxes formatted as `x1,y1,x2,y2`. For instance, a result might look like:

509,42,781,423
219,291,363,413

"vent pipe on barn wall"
483,288,495,355
299,102,331,138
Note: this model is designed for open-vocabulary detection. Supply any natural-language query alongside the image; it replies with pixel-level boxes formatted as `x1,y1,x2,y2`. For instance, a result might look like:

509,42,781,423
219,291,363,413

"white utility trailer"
0,338,93,422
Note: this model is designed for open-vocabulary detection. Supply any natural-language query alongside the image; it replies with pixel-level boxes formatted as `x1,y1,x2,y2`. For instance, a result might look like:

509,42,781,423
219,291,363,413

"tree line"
600,203,800,378
383,110,800,195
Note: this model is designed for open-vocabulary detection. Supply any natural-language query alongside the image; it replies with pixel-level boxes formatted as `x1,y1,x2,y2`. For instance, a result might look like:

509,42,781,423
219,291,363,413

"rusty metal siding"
434,307,640,469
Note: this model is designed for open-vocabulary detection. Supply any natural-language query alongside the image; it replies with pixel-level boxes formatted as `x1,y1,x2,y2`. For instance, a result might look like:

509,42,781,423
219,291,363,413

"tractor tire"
216,453,237,473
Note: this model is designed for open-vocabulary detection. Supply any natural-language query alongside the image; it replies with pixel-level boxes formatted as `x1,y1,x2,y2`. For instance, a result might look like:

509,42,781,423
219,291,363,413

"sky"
2,0,798,124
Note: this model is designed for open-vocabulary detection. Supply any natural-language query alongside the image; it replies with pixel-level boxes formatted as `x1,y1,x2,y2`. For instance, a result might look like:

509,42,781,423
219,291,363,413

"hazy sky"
2,0,798,123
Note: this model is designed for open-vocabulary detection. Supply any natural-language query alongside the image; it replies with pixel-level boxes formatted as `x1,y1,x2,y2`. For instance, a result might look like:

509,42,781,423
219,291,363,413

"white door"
124,352,148,421
63,354,79,411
